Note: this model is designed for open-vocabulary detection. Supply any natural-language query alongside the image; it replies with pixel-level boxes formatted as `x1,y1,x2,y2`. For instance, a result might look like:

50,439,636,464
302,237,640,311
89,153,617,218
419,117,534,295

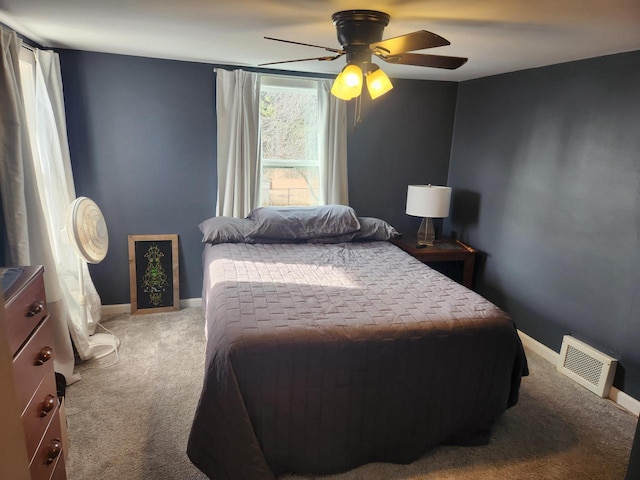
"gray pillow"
352,217,400,241
308,217,399,243
306,233,357,244
198,217,252,244
246,205,361,240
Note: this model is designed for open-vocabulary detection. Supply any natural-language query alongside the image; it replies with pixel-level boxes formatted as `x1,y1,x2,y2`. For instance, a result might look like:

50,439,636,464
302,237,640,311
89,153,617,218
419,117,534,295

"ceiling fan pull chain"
353,95,362,131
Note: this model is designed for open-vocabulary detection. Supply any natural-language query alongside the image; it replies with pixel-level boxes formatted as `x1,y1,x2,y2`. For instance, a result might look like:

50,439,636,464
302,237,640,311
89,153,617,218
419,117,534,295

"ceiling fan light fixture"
366,65,393,99
331,64,363,100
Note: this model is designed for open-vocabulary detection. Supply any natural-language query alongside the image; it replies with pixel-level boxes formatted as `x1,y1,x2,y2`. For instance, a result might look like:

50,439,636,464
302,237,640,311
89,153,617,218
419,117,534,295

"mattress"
188,241,527,480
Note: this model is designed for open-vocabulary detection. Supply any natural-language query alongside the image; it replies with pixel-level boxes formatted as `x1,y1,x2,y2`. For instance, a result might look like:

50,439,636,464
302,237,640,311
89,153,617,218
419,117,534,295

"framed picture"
128,234,179,315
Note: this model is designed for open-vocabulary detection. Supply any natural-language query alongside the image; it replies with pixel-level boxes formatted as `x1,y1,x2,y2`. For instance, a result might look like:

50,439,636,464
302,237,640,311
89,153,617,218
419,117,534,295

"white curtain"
0,28,31,265
1,25,104,382
317,79,349,205
215,69,261,217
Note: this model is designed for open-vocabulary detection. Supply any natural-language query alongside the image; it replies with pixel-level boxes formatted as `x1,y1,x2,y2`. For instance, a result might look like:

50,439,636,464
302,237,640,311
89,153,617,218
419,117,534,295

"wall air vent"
557,335,617,398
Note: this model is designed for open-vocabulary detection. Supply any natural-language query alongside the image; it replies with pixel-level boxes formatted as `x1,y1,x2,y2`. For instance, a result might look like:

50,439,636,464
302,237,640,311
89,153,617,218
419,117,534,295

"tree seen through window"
259,82,320,206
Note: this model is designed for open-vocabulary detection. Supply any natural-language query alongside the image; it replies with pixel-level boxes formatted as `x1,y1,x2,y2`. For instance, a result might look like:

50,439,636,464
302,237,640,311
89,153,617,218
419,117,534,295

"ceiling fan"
261,10,468,100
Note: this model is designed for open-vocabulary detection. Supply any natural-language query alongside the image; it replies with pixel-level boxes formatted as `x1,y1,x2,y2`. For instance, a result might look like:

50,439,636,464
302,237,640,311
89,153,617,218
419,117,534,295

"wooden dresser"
2,266,66,480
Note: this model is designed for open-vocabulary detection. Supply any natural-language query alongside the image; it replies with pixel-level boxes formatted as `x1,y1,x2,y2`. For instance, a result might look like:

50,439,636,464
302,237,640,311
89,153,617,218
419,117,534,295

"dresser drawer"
4,269,48,355
50,452,67,480
13,314,55,412
30,408,63,480
22,364,58,462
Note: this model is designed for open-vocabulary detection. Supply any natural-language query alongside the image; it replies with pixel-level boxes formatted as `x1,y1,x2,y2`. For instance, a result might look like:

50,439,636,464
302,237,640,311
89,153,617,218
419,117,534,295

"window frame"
258,75,322,207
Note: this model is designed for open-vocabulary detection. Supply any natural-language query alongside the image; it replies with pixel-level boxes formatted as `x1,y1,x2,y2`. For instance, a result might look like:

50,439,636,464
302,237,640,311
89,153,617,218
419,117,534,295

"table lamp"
406,185,452,246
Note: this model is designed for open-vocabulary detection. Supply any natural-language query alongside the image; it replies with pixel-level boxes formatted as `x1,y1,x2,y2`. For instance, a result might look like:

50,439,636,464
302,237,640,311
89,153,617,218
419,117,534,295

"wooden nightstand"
391,237,477,289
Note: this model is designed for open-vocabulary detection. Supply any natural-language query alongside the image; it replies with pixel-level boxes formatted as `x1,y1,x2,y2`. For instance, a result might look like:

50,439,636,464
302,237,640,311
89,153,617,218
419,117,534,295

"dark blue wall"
59,50,457,304
60,51,217,305
347,79,457,237
447,50,640,398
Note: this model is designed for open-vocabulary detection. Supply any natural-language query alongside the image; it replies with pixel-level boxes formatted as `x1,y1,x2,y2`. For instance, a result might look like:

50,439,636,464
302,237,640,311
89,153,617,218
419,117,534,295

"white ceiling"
2,0,640,82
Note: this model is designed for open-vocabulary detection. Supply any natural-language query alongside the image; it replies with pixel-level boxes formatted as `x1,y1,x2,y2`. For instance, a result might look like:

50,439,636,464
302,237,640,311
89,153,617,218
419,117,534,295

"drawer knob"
40,394,56,417
46,439,62,464
35,346,53,365
26,301,45,317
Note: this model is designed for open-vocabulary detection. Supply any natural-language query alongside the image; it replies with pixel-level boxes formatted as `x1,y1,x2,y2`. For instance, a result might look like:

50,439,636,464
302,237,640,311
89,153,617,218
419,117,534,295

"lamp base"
417,217,436,246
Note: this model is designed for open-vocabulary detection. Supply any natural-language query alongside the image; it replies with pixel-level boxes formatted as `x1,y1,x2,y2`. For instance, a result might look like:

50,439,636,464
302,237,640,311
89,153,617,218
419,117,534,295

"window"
259,76,320,207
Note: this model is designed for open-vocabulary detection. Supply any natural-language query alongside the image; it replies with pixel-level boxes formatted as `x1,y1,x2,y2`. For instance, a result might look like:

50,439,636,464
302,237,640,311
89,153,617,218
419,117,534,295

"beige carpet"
65,307,638,480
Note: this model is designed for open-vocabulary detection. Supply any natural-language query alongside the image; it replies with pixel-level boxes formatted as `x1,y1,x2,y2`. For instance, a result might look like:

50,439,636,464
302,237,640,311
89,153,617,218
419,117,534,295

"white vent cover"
557,335,617,398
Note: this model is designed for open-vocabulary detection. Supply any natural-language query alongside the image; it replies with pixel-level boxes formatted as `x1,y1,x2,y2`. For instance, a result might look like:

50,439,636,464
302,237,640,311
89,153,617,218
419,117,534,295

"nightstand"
391,237,477,289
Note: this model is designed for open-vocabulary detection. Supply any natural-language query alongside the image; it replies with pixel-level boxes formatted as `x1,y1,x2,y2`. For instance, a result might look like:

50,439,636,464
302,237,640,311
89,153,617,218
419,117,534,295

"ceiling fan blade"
259,55,342,66
379,52,468,70
369,30,450,56
264,37,344,54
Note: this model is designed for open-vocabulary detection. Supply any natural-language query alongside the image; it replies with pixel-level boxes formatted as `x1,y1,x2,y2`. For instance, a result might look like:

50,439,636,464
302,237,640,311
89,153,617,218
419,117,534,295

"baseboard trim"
517,330,560,364
101,304,130,317
101,298,201,317
180,298,202,308
609,388,640,417
518,329,640,417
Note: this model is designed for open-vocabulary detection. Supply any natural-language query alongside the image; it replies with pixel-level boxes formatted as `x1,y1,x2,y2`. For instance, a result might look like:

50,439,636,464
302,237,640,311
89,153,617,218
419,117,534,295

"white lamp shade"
406,185,452,218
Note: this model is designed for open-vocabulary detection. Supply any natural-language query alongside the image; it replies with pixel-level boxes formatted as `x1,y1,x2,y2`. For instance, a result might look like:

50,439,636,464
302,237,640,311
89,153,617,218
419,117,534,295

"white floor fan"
65,196,118,359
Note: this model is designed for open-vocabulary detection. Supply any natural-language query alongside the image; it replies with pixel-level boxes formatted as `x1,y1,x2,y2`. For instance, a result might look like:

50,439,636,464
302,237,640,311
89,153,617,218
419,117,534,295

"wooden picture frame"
128,234,179,315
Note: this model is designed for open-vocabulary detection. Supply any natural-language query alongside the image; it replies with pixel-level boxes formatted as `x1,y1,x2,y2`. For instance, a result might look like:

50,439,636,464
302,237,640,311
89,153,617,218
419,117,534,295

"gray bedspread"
187,241,527,480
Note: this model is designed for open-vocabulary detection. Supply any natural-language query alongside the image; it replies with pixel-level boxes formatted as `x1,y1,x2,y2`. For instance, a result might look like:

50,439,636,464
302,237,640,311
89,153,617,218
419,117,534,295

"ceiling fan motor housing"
332,10,389,66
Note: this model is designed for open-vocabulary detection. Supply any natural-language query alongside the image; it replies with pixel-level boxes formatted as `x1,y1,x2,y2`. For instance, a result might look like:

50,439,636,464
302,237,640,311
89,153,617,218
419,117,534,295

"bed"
187,206,528,480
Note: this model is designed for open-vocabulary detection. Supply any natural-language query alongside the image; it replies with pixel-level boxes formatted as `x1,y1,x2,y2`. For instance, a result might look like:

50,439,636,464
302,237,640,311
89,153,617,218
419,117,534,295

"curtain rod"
213,66,333,82
21,43,34,52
